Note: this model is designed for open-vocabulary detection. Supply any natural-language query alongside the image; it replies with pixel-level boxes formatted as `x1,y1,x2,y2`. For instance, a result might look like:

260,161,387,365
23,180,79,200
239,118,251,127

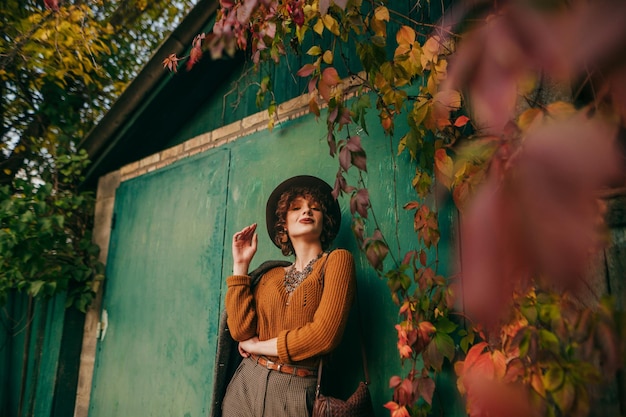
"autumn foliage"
168,0,626,415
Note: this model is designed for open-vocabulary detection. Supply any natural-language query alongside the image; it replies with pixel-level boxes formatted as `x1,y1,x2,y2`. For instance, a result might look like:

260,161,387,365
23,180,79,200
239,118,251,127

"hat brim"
266,175,341,248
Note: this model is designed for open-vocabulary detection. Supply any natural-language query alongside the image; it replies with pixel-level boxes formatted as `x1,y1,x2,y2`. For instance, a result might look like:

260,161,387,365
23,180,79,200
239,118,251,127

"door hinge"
97,309,109,341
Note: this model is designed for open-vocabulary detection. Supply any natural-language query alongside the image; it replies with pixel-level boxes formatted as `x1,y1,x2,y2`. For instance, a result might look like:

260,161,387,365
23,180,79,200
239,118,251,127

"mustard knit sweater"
225,249,356,366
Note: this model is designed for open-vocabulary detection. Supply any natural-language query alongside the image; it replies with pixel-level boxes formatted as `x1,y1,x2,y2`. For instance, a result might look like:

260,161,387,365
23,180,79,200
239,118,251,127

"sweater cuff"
277,330,290,363
226,275,251,287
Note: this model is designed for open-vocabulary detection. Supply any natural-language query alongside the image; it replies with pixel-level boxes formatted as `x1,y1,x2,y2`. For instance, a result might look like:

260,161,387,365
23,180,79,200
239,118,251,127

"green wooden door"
89,149,229,417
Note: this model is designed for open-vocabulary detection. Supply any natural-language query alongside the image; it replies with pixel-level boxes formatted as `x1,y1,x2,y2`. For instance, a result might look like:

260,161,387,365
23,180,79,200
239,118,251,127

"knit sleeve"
225,275,258,341
277,249,356,363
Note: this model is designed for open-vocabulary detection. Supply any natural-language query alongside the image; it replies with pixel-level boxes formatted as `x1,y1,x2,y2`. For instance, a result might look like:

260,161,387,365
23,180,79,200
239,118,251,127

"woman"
221,175,356,416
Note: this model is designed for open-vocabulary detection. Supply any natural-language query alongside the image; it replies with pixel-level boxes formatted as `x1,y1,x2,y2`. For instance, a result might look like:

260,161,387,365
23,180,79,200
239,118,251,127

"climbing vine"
166,0,626,415
0,150,104,312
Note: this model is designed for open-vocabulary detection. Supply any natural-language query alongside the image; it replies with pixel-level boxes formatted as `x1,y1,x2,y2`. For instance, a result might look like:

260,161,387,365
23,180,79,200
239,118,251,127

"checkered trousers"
221,356,317,417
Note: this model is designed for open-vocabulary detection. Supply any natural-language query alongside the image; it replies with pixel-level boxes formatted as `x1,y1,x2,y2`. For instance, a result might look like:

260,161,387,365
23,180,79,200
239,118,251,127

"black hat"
266,175,341,248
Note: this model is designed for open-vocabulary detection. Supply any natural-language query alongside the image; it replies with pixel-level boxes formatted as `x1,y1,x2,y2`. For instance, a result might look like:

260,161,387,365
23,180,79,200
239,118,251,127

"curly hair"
273,186,338,256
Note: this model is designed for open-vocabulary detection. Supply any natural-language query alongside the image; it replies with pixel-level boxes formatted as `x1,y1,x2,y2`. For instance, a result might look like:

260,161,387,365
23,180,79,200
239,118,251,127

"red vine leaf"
351,217,365,243
297,63,316,77
44,0,59,11
319,0,330,16
403,201,420,210
286,0,304,26
432,90,461,129
394,378,415,405
327,132,336,156
333,0,349,11
345,135,364,152
308,76,318,94
434,148,454,189
460,112,622,329
401,250,416,266
389,375,403,389
350,188,370,218
338,107,352,127
309,97,320,117
339,146,351,171
187,34,205,70
418,376,435,405
162,54,181,73
383,402,410,417
318,67,340,102
346,136,367,171
332,171,354,199
364,230,388,271
454,115,470,127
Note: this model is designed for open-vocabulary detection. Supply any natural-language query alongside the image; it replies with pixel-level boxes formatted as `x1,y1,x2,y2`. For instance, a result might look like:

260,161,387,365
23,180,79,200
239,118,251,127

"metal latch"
97,309,109,341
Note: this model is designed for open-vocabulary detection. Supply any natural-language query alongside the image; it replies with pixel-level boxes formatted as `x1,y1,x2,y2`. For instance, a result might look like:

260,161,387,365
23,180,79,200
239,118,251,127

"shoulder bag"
312,252,375,417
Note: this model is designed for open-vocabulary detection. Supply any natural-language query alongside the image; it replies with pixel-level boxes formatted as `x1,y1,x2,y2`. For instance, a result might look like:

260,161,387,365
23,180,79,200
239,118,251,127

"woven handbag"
312,256,375,417
312,378,374,417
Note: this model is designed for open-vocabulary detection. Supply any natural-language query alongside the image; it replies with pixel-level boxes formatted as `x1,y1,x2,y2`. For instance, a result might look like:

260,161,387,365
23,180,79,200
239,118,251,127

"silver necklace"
284,253,323,294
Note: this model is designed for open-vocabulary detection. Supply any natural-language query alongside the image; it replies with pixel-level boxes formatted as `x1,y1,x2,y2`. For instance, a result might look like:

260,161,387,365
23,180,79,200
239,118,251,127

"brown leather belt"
249,354,317,378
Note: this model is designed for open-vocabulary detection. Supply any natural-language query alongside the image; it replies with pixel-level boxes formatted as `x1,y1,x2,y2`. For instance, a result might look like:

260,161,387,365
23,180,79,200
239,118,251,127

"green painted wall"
0,293,67,417
89,150,230,417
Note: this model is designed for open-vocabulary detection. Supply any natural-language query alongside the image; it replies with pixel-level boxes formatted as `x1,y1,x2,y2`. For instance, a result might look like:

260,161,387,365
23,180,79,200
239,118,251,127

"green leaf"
542,366,564,391
398,130,421,159
434,332,455,361
552,376,575,413
538,329,560,353
518,328,532,358
29,280,46,297
434,316,457,333
520,303,538,324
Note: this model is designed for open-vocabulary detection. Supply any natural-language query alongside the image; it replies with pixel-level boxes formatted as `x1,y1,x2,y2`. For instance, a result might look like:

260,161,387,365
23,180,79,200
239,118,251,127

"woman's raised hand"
232,223,258,275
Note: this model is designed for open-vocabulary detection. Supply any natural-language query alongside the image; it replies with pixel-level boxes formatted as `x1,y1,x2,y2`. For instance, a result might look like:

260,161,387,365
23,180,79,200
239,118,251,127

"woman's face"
285,195,324,242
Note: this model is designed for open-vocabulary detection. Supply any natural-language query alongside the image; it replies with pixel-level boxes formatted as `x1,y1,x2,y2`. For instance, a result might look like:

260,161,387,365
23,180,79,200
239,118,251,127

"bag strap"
315,251,369,397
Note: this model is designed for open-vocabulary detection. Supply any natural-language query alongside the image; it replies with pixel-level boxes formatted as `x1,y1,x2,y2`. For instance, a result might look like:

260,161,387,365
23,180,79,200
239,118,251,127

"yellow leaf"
421,35,442,69
517,108,543,132
374,6,389,21
433,59,447,81
370,17,386,37
296,24,308,42
3,169,11,175
322,14,340,36
394,44,411,58
306,46,322,56
426,74,437,96
453,161,468,183
396,25,416,46
546,101,576,119
313,18,324,36
322,50,333,64
434,148,453,189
